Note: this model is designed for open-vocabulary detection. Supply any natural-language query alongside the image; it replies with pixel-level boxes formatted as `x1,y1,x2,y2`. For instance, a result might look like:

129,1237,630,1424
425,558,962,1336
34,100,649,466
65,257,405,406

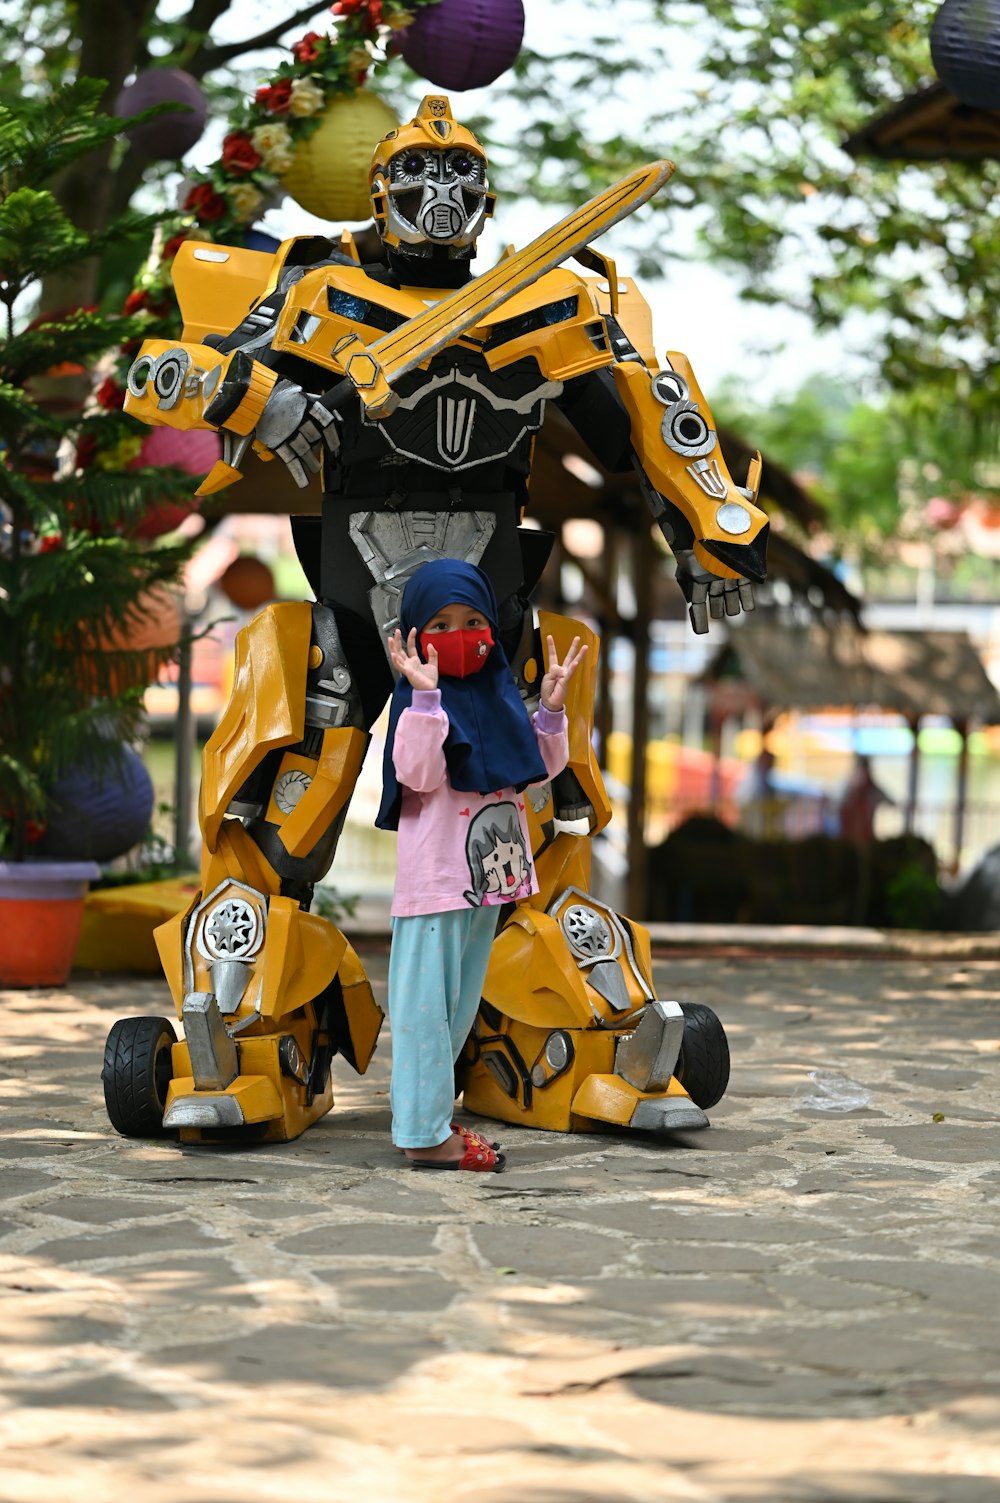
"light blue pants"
388,907,498,1148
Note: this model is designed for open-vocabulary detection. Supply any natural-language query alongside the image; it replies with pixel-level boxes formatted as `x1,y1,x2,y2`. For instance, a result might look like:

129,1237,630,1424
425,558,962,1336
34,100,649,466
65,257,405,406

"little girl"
375,559,585,1172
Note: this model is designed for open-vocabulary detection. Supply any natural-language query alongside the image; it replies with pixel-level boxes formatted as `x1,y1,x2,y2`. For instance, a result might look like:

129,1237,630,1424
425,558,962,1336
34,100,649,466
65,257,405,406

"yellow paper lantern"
281,91,399,222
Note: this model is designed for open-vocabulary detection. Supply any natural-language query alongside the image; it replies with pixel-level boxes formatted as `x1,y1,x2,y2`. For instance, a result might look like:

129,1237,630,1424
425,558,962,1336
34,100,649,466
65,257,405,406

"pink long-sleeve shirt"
390,688,570,918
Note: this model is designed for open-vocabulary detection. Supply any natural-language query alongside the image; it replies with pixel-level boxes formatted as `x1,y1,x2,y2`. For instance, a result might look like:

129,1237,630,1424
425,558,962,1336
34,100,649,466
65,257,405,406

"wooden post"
904,713,922,834
953,716,970,873
626,523,652,919
173,612,195,866
596,522,617,767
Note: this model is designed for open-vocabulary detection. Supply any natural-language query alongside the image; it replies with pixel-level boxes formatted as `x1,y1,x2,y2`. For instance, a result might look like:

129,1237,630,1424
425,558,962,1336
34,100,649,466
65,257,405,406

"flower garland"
81,0,439,490
178,0,439,247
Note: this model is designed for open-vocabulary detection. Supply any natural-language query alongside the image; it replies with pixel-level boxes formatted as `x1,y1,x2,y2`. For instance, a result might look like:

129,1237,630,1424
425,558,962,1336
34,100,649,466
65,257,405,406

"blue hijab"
375,560,548,831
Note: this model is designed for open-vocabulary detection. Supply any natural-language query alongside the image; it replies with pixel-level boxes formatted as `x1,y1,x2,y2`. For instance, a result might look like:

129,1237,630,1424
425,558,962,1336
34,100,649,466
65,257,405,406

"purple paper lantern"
399,0,525,92
931,0,1000,109
37,746,155,864
114,68,208,160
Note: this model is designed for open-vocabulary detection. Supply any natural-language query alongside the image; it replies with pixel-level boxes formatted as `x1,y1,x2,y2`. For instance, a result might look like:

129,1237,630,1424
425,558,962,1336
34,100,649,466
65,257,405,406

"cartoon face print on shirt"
463,802,531,907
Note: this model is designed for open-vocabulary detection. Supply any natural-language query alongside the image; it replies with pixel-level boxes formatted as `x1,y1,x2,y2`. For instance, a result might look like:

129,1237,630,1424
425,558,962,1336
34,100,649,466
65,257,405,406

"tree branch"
188,3,330,77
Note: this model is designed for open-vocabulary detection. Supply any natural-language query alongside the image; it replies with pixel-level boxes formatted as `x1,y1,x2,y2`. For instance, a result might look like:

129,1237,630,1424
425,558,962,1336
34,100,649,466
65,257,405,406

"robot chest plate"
374,357,563,472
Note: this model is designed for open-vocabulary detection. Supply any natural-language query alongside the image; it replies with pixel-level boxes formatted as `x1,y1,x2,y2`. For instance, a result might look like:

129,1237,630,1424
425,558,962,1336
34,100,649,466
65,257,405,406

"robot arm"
557,261,768,634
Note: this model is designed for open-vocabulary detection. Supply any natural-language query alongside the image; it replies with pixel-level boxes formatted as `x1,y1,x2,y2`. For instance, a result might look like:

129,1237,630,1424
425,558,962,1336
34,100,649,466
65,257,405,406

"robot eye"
402,153,425,175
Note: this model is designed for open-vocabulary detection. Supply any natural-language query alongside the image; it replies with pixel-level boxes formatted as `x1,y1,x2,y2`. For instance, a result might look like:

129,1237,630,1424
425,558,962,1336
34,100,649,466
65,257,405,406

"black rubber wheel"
674,1002,730,1110
102,1016,177,1137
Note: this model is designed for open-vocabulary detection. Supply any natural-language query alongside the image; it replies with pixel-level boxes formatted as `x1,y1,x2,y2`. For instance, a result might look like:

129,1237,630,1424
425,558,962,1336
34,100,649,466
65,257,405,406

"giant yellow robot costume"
102,97,768,1146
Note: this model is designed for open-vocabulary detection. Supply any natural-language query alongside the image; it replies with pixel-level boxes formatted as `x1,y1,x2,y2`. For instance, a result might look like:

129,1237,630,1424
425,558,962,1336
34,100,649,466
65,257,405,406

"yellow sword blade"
329,159,674,415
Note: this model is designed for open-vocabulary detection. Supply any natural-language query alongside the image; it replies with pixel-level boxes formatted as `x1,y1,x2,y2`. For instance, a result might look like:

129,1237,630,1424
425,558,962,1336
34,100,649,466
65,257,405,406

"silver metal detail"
290,313,322,345
630,1096,710,1132
687,457,728,500
274,769,312,814
561,904,615,961
349,509,496,657
379,368,562,473
222,432,252,471
531,1063,547,1087
438,394,476,465
545,1031,571,1071
716,501,752,535
192,248,230,263
384,145,489,251
320,667,352,694
182,992,240,1090
184,880,267,994
200,897,260,961
588,959,634,1012
211,958,250,1016
304,694,349,729
651,371,689,406
527,785,551,814
127,346,215,412
615,1000,685,1091
660,400,716,458
548,885,654,1003
163,1094,246,1129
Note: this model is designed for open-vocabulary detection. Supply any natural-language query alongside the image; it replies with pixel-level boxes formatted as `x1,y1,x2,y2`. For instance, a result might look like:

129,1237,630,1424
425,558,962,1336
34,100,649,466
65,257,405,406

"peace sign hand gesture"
388,627,438,691
539,634,587,712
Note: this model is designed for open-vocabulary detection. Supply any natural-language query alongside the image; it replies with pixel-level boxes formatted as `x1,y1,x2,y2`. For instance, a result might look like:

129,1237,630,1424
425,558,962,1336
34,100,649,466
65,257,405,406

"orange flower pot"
0,861,100,987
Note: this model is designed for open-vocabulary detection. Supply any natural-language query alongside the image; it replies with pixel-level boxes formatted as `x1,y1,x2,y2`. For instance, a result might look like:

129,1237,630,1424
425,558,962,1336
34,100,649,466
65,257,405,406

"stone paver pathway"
2,949,1000,1501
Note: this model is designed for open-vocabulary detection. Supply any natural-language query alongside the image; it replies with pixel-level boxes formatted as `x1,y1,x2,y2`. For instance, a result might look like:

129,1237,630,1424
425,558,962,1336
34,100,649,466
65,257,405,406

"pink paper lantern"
399,0,525,91
130,426,221,539
114,68,208,160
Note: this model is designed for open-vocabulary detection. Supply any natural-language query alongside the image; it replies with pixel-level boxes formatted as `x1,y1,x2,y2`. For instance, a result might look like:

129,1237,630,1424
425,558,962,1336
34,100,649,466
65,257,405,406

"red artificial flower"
355,65,370,84
331,0,365,14
221,131,263,176
183,182,228,223
38,533,63,553
367,0,382,25
292,30,324,63
255,79,293,114
95,377,125,411
123,288,150,315
75,434,99,470
162,232,189,262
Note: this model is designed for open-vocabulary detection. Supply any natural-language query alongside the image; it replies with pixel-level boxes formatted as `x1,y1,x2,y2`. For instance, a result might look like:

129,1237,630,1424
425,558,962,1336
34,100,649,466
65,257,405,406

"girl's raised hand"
388,627,438,691
539,633,587,712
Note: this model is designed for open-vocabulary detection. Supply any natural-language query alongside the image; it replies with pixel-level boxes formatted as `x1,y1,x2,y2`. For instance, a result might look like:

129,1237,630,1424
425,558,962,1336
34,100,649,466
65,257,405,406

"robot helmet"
370,95,495,257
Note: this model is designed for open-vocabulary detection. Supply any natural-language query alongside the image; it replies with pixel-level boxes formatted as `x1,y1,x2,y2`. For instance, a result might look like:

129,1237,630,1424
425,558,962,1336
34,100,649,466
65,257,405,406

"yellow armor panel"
200,603,312,851
537,610,612,833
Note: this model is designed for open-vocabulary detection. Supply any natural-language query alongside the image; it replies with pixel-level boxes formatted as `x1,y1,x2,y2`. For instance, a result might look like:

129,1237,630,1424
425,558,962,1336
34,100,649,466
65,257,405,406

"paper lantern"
114,68,208,160
931,0,1000,108
281,91,399,221
84,584,183,696
218,556,276,611
399,0,524,91
130,426,221,539
36,745,155,863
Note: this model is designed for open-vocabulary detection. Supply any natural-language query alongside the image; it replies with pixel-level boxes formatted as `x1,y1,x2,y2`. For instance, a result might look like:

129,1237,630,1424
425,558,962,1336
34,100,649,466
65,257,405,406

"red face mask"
419,625,495,678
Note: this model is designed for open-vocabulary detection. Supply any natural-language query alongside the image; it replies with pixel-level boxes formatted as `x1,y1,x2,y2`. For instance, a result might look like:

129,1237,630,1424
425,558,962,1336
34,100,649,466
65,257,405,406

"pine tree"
0,79,194,864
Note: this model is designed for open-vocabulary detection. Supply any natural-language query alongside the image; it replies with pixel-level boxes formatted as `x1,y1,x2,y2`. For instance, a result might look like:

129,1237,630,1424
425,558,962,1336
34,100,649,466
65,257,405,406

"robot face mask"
387,145,488,250
370,95,495,258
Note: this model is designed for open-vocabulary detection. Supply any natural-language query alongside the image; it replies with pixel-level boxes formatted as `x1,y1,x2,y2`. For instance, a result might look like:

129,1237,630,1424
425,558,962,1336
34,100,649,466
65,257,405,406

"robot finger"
724,582,741,616
738,579,756,611
688,598,709,635
708,587,725,621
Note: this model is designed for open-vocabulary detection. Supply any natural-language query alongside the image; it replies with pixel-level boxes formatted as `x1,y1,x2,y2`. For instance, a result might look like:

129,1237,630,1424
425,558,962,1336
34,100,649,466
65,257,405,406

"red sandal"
409,1141,506,1173
452,1122,501,1152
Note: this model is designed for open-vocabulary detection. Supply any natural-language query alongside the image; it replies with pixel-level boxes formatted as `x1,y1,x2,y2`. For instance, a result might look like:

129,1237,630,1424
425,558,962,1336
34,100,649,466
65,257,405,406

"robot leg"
460,609,730,1137
106,601,384,1145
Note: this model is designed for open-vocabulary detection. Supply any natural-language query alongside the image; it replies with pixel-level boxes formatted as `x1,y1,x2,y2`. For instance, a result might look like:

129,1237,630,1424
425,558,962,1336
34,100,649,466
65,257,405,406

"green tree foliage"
490,1,997,415
0,79,192,862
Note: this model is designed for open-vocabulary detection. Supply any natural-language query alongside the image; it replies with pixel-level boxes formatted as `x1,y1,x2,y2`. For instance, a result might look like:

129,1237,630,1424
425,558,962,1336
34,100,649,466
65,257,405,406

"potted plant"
0,80,193,985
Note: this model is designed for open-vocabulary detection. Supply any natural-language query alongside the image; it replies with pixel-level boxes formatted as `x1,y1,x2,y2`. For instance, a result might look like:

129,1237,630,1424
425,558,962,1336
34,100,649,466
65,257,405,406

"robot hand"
673,548,755,635
255,379,342,488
